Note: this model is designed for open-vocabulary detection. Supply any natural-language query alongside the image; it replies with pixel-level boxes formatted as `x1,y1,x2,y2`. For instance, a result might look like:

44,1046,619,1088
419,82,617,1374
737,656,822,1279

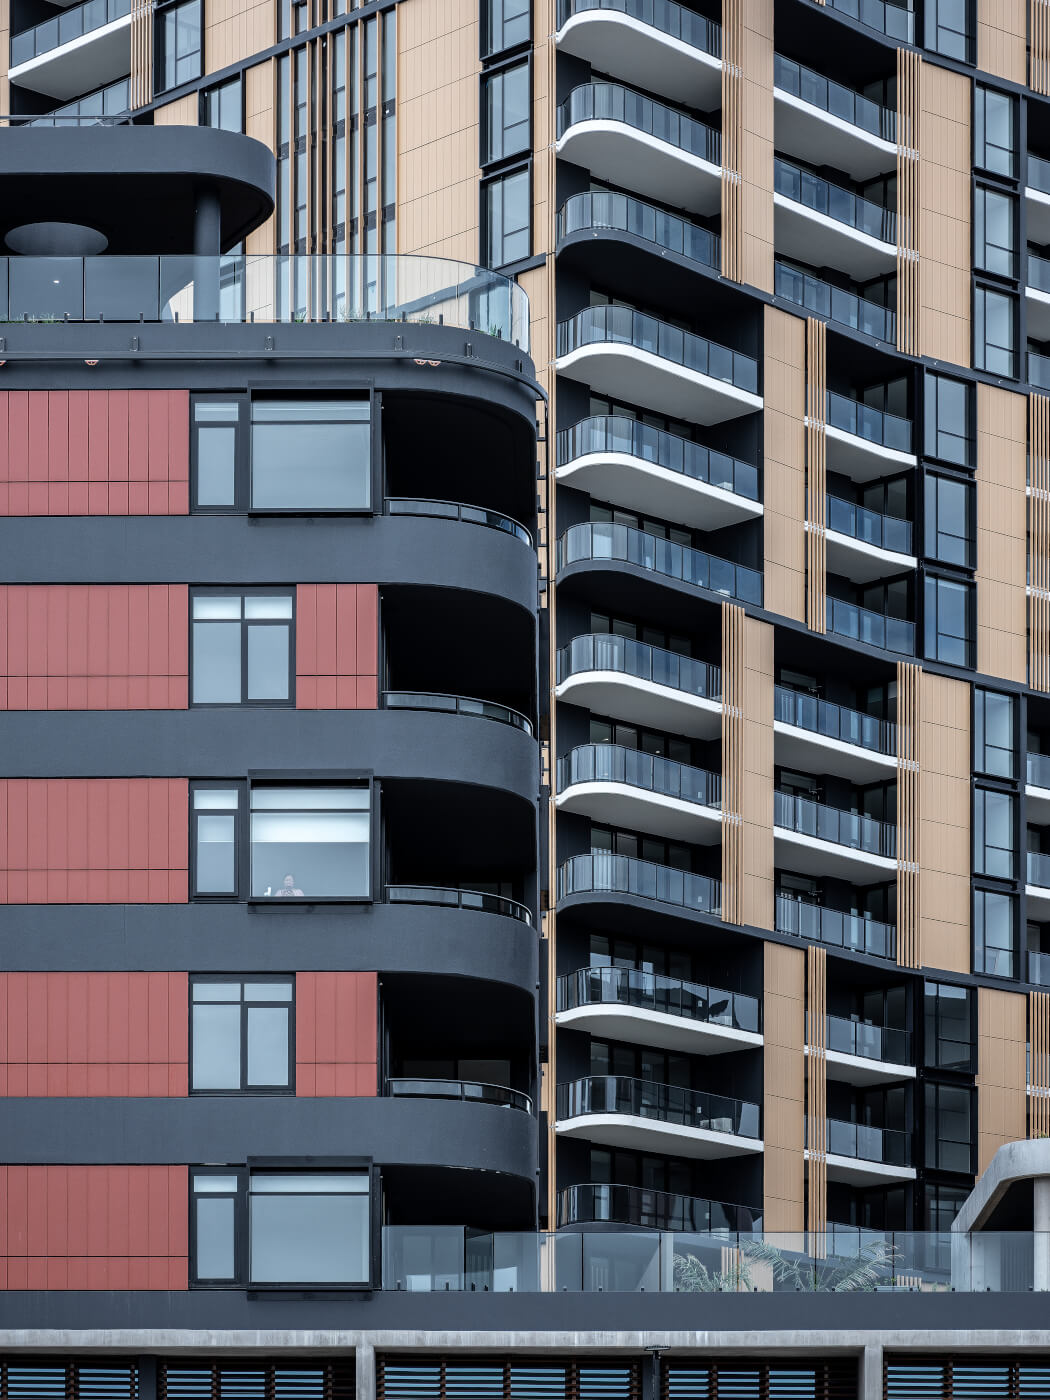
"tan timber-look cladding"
918,61,971,366
244,61,277,267
721,604,774,930
153,94,198,125
1031,992,1050,1139
719,0,742,283
764,941,805,1233
918,671,970,976
977,0,1026,83
1033,0,1050,94
1031,394,1050,693
977,987,1027,1174
721,604,743,927
976,385,1027,684
763,307,805,622
895,49,920,358
805,317,827,635
130,0,154,109
805,946,827,1243
396,0,479,260
204,0,273,75
896,661,921,969
719,0,772,292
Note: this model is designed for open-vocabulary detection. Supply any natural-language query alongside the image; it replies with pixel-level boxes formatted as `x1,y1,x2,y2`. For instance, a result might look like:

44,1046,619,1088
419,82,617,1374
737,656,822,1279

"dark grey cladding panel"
2,1096,538,1176
0,901,538,990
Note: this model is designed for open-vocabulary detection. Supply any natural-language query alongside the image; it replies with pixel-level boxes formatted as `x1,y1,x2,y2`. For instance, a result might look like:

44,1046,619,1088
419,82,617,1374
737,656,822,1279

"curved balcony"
825,0,914,45
1032,350,1050,393
1028,155,1050,246
824,388,915,479
775,894,896,961
556,413,760,531
384,884,533,926
556,742,721,842
382,690,533,736
557,521,763,607
825,494,915,586
558,191,720,276
558,1181,761,1232
818,1117,915,1187
773,685,896,783
555,82,722,216
557,966,760,1056
10,0,131,100
1028,851,1050,920
1028,752,1050,826
822,1014,914,1086
773,55,896,181
775,260,896,345
774,158,896,281
1028,251,1050,341
557,1076,762,1158
774,790,897,884
30,76,130,125
826,596,915,657
558,852,720,919
557,306,760,426
555,632,722,739
387,1078,533,1113
385,497,532,546
555,0,721,107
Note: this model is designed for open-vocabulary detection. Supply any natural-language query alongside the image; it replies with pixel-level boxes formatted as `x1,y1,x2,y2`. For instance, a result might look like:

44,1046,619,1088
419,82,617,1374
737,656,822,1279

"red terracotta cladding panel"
0,973,188,1096
296,585,379,709
0,391,190,516
0,585,189,710
295,972,377,1096
0,779,189,903
0,1165,188,1290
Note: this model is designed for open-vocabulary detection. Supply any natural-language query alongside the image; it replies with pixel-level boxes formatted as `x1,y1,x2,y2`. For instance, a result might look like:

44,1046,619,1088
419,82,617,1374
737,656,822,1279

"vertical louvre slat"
804,317,826,634
721,601,743,925
1033,0,1050,93
719,0,742,283
1031,395,1050,692
1032,991,1050,1138
896,661,921,969
896,49,920,357
805,944,827,1246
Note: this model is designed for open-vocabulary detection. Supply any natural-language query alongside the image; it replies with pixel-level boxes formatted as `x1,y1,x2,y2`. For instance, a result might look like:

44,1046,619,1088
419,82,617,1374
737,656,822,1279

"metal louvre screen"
0,1362,138,1400
378,1359,641,1400
886,1359,1050,1400
160,1363,355,1400
664,1362,857,1400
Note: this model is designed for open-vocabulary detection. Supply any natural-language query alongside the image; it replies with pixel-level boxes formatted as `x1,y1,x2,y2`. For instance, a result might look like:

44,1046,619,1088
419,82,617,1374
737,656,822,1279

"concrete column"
137,1357,158,1400
1035,1178,1050,1289
356,1342,376,1400
193,183,222,322
861,1344,882,1400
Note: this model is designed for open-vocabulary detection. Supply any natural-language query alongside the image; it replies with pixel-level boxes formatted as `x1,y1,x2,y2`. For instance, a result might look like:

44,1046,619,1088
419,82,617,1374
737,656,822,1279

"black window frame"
189,586,297,709
190,1166,247,1288
923,571,975,668
154,0,203,95
200,73,245,132
480,53,532,168
973,183,1019,281
923,372,975,469
923,980,975,1073
973,886,1018,979
189,974,296,1096
975,84,1018,180
481,160,532,271
974,281,1019,378
974,687,1017,779
190,780,247,902
481,0,531,59
923,469,975,569
248,770,376,905
924,1080,975,1175
973,783,1017,881
923,0,974,65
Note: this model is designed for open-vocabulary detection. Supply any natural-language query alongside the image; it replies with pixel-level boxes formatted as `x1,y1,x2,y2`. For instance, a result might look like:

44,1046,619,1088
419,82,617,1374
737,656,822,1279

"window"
155,0,202,92
974,786,1016,879
191,591,294,706
193,399,242,509
252,399,371,511
483,167,530,268
202,75,243,131
975,689,1016,778
924,1082,973,1174
482,62,529,164
924,982,974,1072
974,284,1018,377
191,785,242,898
924,575,974,667
974,186,1017,279
483,0,530,55
924,373,973,467
191,978,294,1093
924,0,972,63
191,1171,241,1283
250,785,371,899
974,888,1016,978
924,473,973,567
975,85,1016,178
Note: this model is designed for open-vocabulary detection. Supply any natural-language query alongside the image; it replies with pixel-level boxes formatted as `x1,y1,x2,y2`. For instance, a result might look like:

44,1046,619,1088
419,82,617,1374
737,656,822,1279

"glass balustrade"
775,895,896,959
30,77,130,124
558,192,720,271
557,632,721,701
825,388,913,452
557,0,721,56
825,0,914,43
559,965,760,1033
774,157,896,243
1029,950,1050,986
382,690,533,734
557,522,763,606
386,1078,532,1112
775,261,896,344
557,743,720,809
1029,753,1050,789
1028,851,1050,889
557,305,759,393
1031,350,1050,392
773,54,895,141
557,81,721,166
774,790,897,858
385,497,532,544
1030,251,1050,293
826,494,913,555
384,884,532,924
12,0,131,66
773,685,896,755
558,1075,760,1137
825,1013,910,1064
1029,153,1050,194
558,1182,760,1233
825,596,915,655
557,413,758,499
558,852,720,916
824,1116,911,1166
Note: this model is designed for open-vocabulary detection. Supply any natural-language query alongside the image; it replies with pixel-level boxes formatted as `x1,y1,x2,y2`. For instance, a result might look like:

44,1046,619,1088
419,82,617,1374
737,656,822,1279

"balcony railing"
774,790,897,859
558,413,759,500
824,1116,911,1166
558,1075,761,1138
387,1078,532,1112
559,965,760,1033
1032,350,1050,392
558,191,720,272
558,852,720,916
382,690,533,735
558,742,720,809
826,1013,910,1065
774,157,896,244
384,883,532,925
826,596,915,656
30,77,130,125
774,685,897,756
826,388,913,453
557,81,721,166
557,522,763,606
1029,752,1050,789
1030,950,1050,986
558,1182,760,1233
1030,153,1050,194
1030,250,1050,294
776,895,896,960
773,54,895,142
557,0,721,54
385,497,532,545
557,305,759,394
0,254,529,349
825,0,914,43
557,632,721,702
775,261,896,344
826,494,913,556
12,0,130,65
1029,851,1050,889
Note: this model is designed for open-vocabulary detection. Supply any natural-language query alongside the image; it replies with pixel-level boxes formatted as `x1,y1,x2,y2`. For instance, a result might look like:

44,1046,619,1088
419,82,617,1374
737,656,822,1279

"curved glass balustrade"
558,1182,760,1232
1031,251,1050,293
773,55,895,141
558,192,720,272
1030,950,1050,986
557,0,721,53
1031,351,1050,392
557,522,763,606
557,81,721,165
826,388,913,452
384,883,532,925
387,1078,532,1112
12,0,130,65
557,305,759,394
774,790,897,858
559,966,759,1033
558,414,758,500
775,261,896,344
382,690,533,735
826,597,915,655
825,0,913,43
385,497,532,545
30,77,130,125
824,1117,910,1166
558,1075,760,1137
826,1013,910,1064
775,895,896,960
557,632,721,702
774,685,896,756
558,742,720,808
826,494,912,555
1029,752,1050,788
1029,852,1050,889
558,852,720,916
1030,153,1050,193
774,158,896,243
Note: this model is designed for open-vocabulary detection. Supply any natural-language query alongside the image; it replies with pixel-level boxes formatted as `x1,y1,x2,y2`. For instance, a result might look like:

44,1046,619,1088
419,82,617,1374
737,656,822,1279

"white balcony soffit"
556,452,762,530
556,121,722,217
555,673,723,740
773,195,896,281
555,780,721,845
556,11,721,108
824,528,917,586
556,343,763,426
774,90,897,182
9,11,131,99
773,826,897,885
772,722,897,783
557,1112,764,1160
557,1003,763,1056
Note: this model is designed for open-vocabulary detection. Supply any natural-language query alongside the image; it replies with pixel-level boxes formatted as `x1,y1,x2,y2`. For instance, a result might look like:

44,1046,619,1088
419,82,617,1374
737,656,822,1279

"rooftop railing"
556,632,721,703
557,413,759,501
557,521,763,606
557,80,721,167
773,685,897,756
556,0,721,56
773,54,895,142
558,852,720,917
774,157,896,243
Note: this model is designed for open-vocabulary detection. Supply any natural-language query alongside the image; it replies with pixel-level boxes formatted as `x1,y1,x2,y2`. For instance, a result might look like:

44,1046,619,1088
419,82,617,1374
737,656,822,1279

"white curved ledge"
556,671,722,740
773,192,896,281
824,527,917,585
555,779,721,844
557,1002,763,1055
557,1112,764,1159
556,342,763,426
773,720,897,783
9,11,131,99
557,450,762,529
556,119,721,216
774,89,896,182
823,422,918,483
774,826,896,885
556,10,721,107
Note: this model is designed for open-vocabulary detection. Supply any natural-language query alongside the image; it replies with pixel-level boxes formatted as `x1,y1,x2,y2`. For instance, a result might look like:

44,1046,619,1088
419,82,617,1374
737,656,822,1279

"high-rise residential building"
7,0,1050,1391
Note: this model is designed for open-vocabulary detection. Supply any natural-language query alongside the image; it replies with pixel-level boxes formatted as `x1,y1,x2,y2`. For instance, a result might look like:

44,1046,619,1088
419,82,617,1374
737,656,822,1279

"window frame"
190,1166,247,1288
190,780,247,902
923,0,974,65
154,0,203,95
923,572,975,668
189,586,297,709
923,469,975,569
974,687,1017,779
481,160,532,271
480,52,532,169
973,783,1017,881
973,183,1018,281
200,73,245,132
923,371,974,469
481,0,531,59
189,974,296,1096
974,84,1017,179
924,1081,975,1175
973,886,1017,979
247,770,376,905
923,981,975,1073
973,281,1019,378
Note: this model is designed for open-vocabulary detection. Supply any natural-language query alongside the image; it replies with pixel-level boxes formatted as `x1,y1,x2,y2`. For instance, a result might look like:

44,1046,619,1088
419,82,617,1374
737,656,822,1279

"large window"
974,284,1018,377
250,785,371,900
975,86,1016,178
202,75,243,131
924,1082,973,1174
482,62,529,164
975,689,1016,779
483,167,530,269
923,373,973,467
924,0,972,63
974,786,1016,879
924,575,974,667
974,186,1017,279
191,977,294,1093
483,0,530,55
924,981,974,1072
923,473,973,567
155,0,202,92
974,889,1017,978
191,591,294,706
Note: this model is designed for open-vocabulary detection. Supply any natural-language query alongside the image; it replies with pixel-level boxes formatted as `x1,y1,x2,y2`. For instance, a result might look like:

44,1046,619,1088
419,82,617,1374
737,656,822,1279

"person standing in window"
272,873,305,897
